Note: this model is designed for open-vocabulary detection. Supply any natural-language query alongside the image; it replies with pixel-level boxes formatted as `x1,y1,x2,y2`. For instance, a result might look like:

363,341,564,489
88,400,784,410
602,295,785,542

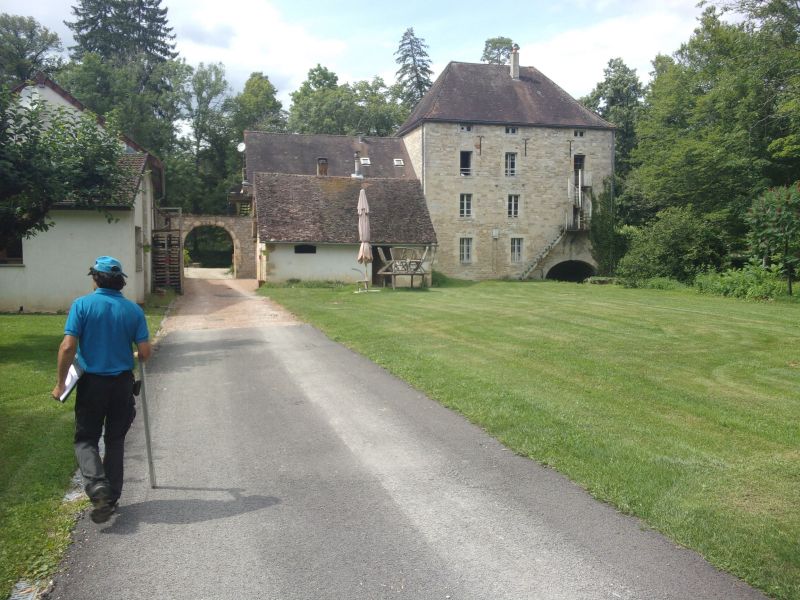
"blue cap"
91,256,127,277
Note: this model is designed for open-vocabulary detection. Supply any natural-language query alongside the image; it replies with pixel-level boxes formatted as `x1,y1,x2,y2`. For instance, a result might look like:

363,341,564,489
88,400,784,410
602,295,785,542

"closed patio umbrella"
357,188,372,265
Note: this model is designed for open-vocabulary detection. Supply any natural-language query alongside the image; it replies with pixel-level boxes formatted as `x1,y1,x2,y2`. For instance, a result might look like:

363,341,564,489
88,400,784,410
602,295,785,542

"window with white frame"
505,126,517,134
507,194,519,218
459,193,473,217
459,237,472,263
511,237,523,263
574,129,585,137
505,152,517,176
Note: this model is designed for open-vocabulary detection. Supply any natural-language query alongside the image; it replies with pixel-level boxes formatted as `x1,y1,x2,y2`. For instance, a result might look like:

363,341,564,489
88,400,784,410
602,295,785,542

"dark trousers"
74,371,136,502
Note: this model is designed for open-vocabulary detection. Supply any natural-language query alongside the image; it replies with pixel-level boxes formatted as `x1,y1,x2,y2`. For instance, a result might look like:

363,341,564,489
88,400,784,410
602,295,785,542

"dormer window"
505,126,518,134
360,157,371,165
459,124,472,132
316,157,328,176
393,158,405,166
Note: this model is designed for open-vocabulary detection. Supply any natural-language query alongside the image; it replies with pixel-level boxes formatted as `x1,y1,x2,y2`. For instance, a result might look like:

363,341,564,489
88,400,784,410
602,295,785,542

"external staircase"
519,228,566,280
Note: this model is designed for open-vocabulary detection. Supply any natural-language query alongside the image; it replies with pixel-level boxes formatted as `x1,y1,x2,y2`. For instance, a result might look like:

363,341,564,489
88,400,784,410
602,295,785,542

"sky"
3,0,711,105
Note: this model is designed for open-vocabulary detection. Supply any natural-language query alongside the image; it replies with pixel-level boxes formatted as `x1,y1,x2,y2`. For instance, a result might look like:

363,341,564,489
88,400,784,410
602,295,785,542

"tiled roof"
255,174,436,245
52,152,151,209
397,61,612,135
243,132,417,183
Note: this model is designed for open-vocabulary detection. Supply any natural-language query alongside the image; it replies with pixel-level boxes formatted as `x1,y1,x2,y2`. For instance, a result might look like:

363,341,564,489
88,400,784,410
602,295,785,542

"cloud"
169,0,347,103
520,9,699,98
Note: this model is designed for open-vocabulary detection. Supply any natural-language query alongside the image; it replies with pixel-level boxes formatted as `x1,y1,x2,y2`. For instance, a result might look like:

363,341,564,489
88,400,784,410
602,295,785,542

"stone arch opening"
185,225,234,269
545,260,596,282
180,215,257,279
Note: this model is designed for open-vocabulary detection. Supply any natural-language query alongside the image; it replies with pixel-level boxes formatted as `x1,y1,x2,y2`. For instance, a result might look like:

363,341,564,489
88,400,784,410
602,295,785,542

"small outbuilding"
254,174,436,286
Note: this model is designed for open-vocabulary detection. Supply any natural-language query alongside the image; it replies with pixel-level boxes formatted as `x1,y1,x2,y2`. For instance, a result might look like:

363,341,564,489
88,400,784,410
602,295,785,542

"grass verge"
260,280,800,599
0,291,174,596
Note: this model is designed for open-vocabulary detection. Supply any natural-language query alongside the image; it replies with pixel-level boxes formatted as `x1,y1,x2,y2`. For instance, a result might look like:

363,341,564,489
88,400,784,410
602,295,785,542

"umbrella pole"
138,361,157,488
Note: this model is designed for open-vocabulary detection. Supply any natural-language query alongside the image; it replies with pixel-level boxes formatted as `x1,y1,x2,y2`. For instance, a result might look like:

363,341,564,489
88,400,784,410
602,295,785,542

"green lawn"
260,281,800,600
0,292,172,596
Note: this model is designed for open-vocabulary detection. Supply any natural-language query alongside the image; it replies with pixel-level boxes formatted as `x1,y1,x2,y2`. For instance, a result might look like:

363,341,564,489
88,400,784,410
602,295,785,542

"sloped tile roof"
255,174,436,245
397,61,612,136
243,132,417,182
52,152,150,209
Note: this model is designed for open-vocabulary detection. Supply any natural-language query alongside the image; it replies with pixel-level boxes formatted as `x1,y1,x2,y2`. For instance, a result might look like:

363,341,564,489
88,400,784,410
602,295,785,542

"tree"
747,183,800,294
394,27,433,109
0,90,126,250
350,77,407,136
621,7,787,243
287,65,356,135
588,180,627,275
0,14,63,87
66,0,176,63
59,53,191,155
481,36,514,64
616,206,727,285
228,72,286,137
580,58,644,178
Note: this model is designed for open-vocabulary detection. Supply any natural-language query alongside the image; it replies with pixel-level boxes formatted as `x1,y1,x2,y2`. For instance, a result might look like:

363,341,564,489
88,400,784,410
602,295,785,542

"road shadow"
100,487,281,535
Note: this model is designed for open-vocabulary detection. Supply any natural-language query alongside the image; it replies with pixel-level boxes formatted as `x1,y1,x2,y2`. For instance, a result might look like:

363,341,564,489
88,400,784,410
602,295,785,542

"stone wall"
181,215,257,278
407,122,613,279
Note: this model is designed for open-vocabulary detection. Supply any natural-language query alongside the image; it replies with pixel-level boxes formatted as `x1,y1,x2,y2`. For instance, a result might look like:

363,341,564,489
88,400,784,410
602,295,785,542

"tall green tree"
747,182,800,294
0,89,126,250
621,6,796,244
481,36,514,64
59,54,190,155
394,27,433,109
0,14,63,87
580,58,644,178
287,65,355,135
228,72,286,137
66,0,176,63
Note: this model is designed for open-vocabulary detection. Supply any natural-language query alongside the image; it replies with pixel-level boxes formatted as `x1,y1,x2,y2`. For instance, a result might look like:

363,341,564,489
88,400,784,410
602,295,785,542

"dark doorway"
185,226,233,268
546,261,595,282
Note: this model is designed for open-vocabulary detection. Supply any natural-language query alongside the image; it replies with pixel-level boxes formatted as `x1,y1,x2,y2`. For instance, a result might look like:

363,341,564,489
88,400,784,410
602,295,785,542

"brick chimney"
510,44,520,80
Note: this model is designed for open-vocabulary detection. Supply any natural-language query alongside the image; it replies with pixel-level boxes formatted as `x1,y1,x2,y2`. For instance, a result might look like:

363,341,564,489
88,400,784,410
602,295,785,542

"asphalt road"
49,280,767,600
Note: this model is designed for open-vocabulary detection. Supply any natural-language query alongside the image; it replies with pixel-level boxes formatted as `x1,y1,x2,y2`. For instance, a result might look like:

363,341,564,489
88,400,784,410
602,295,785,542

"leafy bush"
694,262,787,300
638,277,688,290
617,206,727,286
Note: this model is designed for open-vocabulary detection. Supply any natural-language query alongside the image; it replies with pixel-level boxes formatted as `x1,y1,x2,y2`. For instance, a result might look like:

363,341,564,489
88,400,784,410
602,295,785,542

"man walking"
53,256,152,523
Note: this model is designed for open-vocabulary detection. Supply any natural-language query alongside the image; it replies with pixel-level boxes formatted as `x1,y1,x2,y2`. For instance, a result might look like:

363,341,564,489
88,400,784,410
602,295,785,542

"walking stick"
138,361,157,489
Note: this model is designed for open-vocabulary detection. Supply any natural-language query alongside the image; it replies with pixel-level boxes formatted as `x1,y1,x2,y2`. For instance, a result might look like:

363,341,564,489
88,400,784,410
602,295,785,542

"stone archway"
181,215,256,278
546,260,596,282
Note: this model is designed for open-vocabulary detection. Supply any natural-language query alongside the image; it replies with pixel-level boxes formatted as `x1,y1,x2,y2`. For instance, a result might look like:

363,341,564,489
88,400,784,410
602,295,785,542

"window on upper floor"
505,152,517,176
459,123,472,132
459,193,473,218
460,151,472,176
360,157,371,165
316,157,328,176
459,237,472,263
574,130,585,137
507,194,520,218
511,238,523,263
393,158,405,166
505,126,518,134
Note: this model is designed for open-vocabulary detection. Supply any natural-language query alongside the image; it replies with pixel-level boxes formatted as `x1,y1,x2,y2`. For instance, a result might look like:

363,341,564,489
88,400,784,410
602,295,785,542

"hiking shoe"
87,482,113,524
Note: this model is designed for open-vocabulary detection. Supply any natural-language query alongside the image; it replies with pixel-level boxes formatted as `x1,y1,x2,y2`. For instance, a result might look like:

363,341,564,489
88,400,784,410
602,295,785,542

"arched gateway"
181,215,256,278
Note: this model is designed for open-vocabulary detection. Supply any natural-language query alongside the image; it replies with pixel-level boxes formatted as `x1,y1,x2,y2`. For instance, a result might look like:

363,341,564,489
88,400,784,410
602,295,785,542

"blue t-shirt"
65,288,149,376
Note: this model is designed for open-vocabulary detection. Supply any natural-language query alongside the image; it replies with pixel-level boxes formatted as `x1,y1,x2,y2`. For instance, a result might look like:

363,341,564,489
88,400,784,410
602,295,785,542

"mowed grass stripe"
261,281,800,599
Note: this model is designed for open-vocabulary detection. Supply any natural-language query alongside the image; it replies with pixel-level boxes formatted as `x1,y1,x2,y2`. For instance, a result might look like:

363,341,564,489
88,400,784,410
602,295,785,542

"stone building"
397,47,614,280
243,48,614,282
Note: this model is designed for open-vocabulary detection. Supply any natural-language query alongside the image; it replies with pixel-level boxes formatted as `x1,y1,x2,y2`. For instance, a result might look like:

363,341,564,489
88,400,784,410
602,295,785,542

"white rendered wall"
0,210,141,312
264,244,371,283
